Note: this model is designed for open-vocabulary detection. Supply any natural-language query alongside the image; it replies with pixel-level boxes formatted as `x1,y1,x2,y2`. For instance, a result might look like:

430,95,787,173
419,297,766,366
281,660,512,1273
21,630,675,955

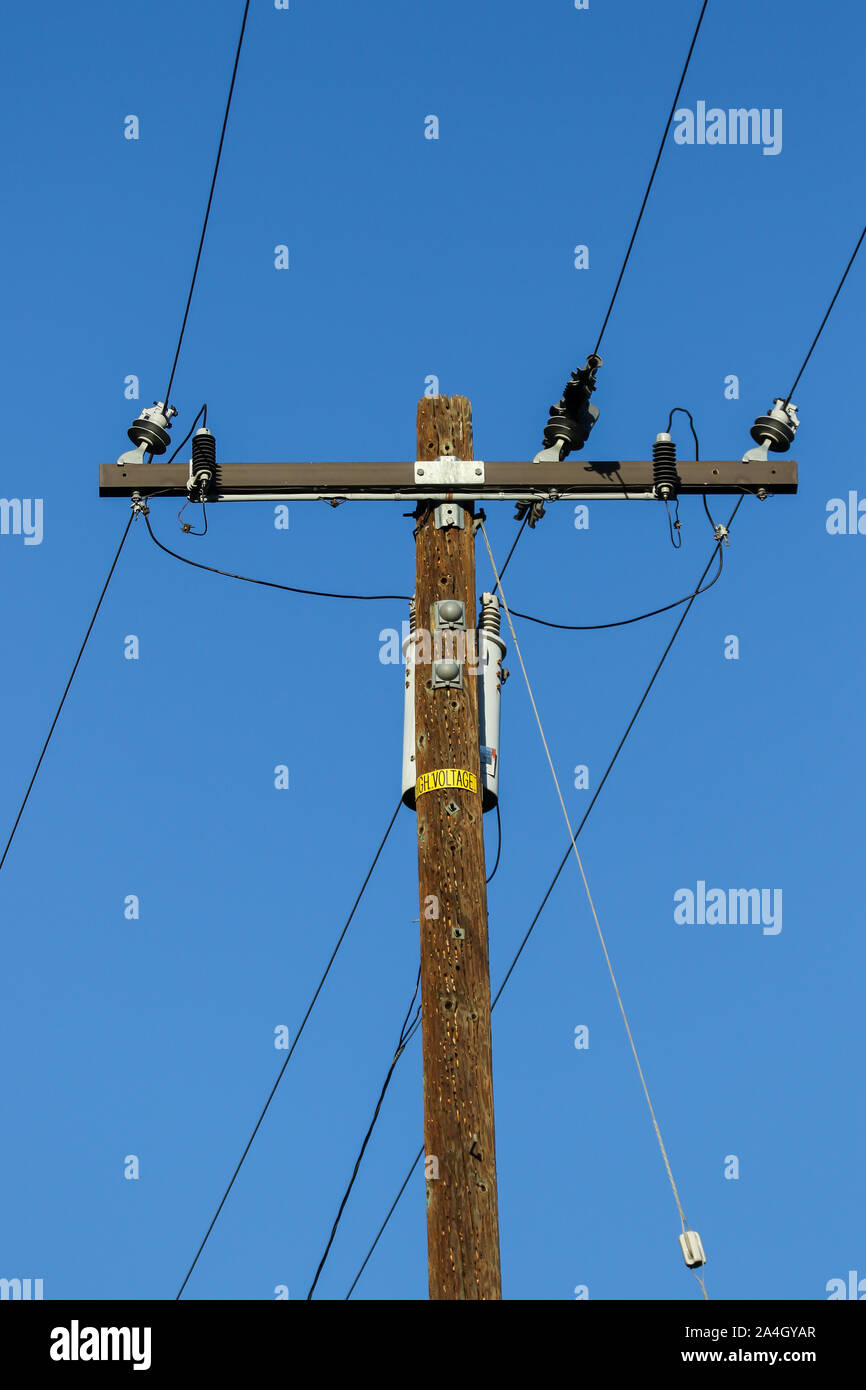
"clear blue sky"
1,0,863,1301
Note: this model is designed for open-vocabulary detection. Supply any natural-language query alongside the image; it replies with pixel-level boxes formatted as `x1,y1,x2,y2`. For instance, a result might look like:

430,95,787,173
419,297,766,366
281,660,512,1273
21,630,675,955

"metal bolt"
434,660,460,682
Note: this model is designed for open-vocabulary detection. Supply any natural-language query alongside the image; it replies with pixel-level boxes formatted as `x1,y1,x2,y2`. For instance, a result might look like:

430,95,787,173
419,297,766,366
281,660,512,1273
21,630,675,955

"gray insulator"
749,414,796,451
127,402,176,455
478,592,501,635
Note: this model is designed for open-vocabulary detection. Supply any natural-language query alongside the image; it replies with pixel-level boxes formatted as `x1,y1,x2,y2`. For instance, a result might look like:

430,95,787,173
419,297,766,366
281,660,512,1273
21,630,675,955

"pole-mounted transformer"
402,592,507,812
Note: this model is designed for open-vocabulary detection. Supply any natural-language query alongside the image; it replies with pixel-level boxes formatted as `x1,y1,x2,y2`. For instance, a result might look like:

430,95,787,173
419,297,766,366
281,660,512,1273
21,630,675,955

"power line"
175,797,403,1300
508,547,724,631
592,0,710,356
496,511,530,582
345,1144,422,1300
165,403,208,465
345,499,743,1295
0,512,136,880
162,2,251,408
306,968,422,1299
785,221,866,403
142,509,408,602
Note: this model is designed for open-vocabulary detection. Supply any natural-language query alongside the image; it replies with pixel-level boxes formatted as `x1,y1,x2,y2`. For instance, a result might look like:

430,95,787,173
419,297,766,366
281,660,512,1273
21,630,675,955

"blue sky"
0,0,863,1301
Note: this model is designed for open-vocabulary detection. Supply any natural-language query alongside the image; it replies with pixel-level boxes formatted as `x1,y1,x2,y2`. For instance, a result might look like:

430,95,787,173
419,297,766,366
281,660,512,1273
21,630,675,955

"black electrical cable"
507,546,724,630
665,497,683,549
306,969,422,1300
0,512,136,880
344,497,744,1297
162,4,251,408
592,0,710,356
345,1151,421,1299
142,509,408,602
665,406,718,534
164,403,208,466
486,802,502,884
175,798,403,1300
785,222,866,404
497,512,530,582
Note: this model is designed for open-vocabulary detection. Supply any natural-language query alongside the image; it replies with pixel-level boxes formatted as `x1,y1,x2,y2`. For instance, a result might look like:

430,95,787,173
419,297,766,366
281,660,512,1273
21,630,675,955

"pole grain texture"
413,395,502,1300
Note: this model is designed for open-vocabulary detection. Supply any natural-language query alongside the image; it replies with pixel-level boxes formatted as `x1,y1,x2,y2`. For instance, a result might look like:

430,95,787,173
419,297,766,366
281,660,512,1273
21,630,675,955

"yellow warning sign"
415,767,478,798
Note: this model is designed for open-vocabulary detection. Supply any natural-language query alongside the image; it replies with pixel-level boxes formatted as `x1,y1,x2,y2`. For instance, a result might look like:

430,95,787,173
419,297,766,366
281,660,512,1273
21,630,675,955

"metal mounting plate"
415,457,485,487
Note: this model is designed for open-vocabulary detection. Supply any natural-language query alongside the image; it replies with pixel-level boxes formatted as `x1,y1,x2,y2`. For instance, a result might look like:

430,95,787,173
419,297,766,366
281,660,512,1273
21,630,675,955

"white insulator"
679,1230,706,1269
478,599,506,810
478,591,501,635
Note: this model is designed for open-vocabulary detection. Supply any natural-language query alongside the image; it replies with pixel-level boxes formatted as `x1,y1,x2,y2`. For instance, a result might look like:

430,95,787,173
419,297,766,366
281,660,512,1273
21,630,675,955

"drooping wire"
664,405,699,540
785,222,866,404
142,509,409,602
306,967,422,1300
486,802,502,884
161,3,251,409
177,498,208,537
665,497,682,549
664,406,716,535
0,511,137,880
345,498,745,1297
507,545,724,630
175,798,403,1300
592,0,710,356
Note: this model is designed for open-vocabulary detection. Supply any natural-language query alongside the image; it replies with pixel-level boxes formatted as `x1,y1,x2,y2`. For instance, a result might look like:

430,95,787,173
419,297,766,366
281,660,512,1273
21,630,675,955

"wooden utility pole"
101,408,796,1301
413,396,501,1300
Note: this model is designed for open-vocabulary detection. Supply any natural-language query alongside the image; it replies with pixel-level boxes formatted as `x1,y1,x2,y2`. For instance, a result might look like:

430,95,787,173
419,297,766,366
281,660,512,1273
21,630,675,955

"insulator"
478,592,501,635
191,427,216,478
653,432,678,500
749,399,798,452
127,401,177,455
540,355,603,456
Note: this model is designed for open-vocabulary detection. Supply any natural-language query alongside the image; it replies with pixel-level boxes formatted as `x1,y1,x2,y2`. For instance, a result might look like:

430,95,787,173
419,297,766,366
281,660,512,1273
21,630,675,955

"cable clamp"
514,499,547,528
129,492,150,517
713,523,730,545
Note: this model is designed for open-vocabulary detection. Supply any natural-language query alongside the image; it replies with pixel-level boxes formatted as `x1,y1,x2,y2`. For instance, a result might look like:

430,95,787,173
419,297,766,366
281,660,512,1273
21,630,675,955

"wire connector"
513,499,547,528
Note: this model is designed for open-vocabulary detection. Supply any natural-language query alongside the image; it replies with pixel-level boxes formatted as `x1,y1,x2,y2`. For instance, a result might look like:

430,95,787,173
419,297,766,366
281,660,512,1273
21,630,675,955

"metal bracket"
434,502,465,530
415,456,485,487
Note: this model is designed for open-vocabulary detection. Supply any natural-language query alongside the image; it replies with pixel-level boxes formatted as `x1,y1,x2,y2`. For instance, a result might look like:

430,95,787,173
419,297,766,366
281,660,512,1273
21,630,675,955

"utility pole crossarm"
98,458,797,502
